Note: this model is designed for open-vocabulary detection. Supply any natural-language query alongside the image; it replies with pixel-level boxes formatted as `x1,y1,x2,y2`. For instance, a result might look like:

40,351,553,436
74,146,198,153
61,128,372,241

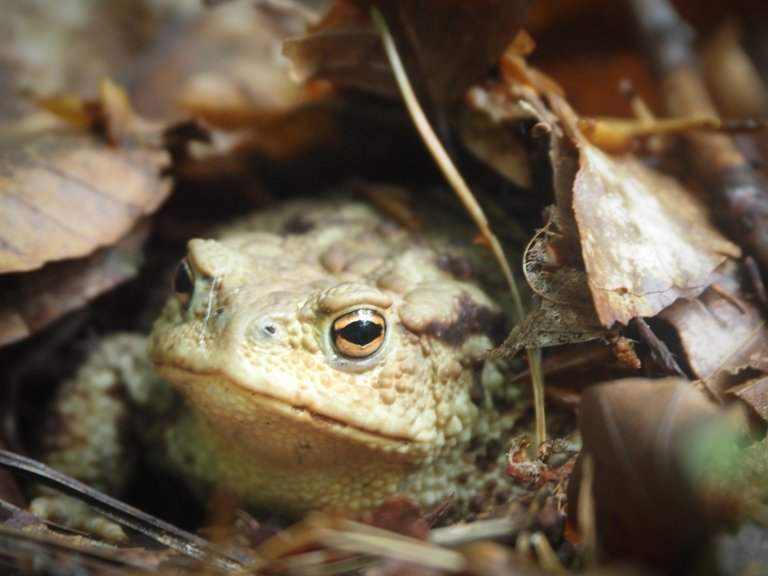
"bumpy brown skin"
42,200,528,520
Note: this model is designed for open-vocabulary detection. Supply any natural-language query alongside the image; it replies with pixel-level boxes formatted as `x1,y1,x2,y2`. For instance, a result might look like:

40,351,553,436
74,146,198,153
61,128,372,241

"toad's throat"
154,362,416,447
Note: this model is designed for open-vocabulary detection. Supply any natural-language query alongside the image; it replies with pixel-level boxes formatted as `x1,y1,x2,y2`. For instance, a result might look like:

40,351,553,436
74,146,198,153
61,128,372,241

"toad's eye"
172,259,195,305
331,309,386,359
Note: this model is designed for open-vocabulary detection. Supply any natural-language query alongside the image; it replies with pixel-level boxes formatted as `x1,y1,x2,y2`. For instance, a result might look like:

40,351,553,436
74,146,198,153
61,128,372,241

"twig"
0,451,251,572
370,7,547,447
745,255,768,315
627,0,768,276
633,318,686,377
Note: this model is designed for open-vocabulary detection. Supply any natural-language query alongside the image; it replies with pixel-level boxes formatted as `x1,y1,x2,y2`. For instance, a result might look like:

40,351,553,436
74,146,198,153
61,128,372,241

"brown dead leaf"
372,0,534,109
458,94,533,189
499,207,605,355
658,261,768,382
572,138,740,326
492,80,740,329
284,0,533,109
147,1,301,123
364,497,429,540
0,222,148,346
283,1,392,96
0,111,170,274
699,20,768,120
727,375,768,422
569,377,743,569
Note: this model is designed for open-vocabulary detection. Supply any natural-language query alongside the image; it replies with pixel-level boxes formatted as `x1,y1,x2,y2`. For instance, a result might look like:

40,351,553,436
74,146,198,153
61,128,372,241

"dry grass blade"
369,6,547,446
431,517,523,547
0,451,251,572
318,529,466,571
0,523,148,574
576,454,597,567
256,514,466,572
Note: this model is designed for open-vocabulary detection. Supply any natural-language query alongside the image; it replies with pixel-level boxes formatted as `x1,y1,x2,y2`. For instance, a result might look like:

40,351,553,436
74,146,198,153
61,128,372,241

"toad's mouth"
155,363,416,449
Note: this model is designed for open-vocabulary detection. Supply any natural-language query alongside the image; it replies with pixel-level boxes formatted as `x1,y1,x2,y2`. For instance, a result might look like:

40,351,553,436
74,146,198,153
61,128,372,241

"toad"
35,199,528,534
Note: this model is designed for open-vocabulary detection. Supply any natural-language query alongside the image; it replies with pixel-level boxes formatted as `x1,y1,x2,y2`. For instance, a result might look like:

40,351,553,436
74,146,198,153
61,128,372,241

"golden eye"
331,309,386,359
172,258,194,305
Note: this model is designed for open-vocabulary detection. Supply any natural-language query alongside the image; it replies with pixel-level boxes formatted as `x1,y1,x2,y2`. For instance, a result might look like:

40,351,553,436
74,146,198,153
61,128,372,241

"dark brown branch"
627,0,768,276
634,318,686,377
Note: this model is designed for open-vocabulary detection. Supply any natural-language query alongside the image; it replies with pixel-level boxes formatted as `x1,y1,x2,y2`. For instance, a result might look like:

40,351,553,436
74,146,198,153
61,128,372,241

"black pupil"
336,320,382,346
173,261,194,295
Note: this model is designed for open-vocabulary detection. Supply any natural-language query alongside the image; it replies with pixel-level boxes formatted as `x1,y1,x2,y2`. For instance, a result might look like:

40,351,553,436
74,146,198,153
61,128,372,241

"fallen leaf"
573,144,740,326
372,0,534,109
490,80,740,329
284,0,533,109
727,375,768,422
364,497,429,540
0,222,148,346
561,92,741,326
149,1,302,122
0,112,170,274
457,101,533,189
658,261,768,381
499,207,605,355
283,1,392,97
568,377,743,569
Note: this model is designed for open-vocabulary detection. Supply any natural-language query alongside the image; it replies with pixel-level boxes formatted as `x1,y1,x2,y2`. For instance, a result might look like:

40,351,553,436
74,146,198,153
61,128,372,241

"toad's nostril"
263,324,277,336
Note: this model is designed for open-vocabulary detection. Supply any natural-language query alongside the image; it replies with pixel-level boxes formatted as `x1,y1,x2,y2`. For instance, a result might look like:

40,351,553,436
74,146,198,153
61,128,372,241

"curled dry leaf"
727,376,768,422
152,1,301,124
569,378,743,569
498,206,605,355
364,497,429,540
572,140,740,326
284,0,533,108
496,81,740,331
0,222,148,346
538,94,741,327
0,113,170,274
658,261,768,382
656,257,768,424
283,1,392,97
458,93,533,189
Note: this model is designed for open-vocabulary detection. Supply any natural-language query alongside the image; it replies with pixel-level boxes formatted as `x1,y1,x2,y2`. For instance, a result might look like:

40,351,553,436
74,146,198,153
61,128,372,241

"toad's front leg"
32,333,160,542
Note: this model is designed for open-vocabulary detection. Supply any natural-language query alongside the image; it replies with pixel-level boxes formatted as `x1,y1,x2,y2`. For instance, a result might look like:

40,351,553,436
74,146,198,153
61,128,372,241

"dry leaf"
284,0,533,108
148,1,301,122
0,222,148,346
699,20,768,120
727,376,768,422
492,81,739,329
0,113,170,274
658,261,768,381
572,139,740,326
372,0,533,109
569,377,743,569
457,96,533,189
499,206,605,355
283,1,392,96
364,497,429,540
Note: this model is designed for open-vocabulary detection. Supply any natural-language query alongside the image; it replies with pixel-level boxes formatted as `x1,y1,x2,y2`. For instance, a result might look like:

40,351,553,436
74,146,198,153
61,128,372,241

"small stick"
634,318,686,377
626,0,768,276
745,255,768,314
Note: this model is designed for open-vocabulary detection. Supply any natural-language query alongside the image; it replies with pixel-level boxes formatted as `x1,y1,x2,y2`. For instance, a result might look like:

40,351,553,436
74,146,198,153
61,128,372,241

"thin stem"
371,7,546,446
